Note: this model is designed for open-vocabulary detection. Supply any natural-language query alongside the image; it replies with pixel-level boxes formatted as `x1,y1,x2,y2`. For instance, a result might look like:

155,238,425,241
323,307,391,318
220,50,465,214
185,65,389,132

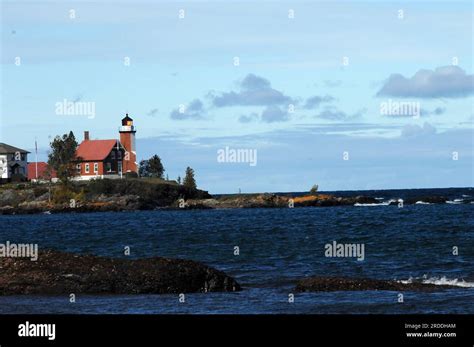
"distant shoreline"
0,180,472,215
214,186,473,197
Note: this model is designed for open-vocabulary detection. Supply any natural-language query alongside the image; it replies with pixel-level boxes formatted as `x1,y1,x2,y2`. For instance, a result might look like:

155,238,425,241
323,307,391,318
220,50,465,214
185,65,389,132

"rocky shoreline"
1,250,467,295
0,250,240,295
295,276,463,292
0,181,470,215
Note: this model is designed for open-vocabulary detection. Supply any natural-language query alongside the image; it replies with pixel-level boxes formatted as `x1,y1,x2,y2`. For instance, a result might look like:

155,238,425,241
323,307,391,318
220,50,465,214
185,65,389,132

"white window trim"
94,163,99,174
85,163,90,174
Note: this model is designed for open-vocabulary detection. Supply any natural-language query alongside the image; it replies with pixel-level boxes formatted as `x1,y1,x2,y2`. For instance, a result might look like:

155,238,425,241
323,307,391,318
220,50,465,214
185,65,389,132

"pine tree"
183,166,196,189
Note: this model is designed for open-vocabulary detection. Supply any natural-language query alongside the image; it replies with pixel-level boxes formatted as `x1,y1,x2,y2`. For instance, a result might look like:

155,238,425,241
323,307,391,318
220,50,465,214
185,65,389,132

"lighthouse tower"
119,114,137,174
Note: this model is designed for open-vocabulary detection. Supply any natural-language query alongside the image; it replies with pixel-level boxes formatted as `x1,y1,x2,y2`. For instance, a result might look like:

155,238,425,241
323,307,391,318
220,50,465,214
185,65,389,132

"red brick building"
27,162,57,182
74,115,138,180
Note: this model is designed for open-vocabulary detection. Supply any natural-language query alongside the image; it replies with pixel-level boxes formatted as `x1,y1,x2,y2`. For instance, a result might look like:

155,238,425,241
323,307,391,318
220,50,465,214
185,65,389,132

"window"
76,164,81,174
85,163,90,173
94,163,99,174
111,151,115,160
106,162,112,172
117,151,122,159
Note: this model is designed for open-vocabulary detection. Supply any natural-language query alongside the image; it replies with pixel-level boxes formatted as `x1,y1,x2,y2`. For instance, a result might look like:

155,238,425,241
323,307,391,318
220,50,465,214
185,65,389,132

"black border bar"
0,314,472,346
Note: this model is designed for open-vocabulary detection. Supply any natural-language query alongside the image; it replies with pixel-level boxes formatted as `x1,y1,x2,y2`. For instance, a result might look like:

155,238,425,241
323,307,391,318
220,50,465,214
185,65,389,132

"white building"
0,143,30,182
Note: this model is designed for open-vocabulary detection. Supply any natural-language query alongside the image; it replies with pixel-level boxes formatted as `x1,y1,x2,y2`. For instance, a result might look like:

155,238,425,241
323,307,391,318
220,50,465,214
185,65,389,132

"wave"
415,201,432,205
354,199,398,207
399,276,474,288
446,199,464,204
354,202,390,206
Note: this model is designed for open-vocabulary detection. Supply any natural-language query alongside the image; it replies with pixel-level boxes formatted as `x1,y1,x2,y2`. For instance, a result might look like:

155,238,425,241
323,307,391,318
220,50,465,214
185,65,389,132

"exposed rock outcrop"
295,276,463,292
0,250,241,295
0,181,468,215
405,196,448,204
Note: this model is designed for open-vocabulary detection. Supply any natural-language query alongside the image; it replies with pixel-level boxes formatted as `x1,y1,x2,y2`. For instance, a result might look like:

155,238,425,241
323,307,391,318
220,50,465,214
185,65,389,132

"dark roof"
121,114,134,126
122,114,133,122
0,143,30,154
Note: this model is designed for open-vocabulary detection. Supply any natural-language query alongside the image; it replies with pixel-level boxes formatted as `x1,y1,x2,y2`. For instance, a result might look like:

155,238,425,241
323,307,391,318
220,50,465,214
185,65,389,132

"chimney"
84,131,90,141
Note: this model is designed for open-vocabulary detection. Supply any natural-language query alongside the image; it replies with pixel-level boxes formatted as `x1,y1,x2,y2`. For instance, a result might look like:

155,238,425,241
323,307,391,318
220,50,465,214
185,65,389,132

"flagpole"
117,137,122,179
35,138,38,180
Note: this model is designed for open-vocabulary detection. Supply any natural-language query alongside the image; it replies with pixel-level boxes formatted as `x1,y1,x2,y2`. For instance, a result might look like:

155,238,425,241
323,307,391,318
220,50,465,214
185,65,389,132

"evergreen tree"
139,155,165,178
183,166,197,190
310,184,319,195
47,131,79,185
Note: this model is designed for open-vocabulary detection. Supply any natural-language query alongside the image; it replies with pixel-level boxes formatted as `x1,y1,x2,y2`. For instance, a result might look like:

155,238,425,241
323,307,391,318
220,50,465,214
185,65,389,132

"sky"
1,0,473,193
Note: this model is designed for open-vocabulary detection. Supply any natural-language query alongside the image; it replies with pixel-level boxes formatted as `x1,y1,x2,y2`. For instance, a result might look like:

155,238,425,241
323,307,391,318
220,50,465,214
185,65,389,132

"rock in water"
0,250,241,295
295,276,460,292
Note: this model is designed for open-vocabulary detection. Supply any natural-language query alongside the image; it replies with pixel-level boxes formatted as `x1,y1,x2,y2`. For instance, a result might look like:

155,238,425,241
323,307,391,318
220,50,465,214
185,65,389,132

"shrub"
125,172,139,179
33,187,49,198
52,187,75,204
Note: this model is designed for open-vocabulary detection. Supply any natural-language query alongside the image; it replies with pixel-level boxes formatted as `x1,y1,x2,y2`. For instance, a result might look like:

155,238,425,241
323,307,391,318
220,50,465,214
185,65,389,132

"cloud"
239,106,290,123
211,74,293,107
401,122,437,137
261,106,290,123
376,66,474,98
315,107,367,121
170,99,205,120
239,113,259,123
240,73,271,90
303,95,334,109
147,108,159,117
420,107,446,117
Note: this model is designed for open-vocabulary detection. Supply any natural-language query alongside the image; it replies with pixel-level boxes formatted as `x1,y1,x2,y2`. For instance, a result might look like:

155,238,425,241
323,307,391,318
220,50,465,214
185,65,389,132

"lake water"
1,188,473,314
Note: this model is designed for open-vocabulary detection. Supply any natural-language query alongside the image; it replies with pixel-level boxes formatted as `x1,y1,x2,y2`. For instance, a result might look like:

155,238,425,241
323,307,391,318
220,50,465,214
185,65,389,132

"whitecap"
398,276,474,288
354,199,398,207
354,202,390,207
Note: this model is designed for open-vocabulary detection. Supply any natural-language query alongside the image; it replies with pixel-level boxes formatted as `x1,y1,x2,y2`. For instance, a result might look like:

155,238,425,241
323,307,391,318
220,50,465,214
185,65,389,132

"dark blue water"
1,188,473,314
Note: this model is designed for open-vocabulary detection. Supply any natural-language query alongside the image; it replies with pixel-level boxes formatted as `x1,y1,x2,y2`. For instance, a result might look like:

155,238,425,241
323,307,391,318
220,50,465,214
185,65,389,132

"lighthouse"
119,114,138,174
